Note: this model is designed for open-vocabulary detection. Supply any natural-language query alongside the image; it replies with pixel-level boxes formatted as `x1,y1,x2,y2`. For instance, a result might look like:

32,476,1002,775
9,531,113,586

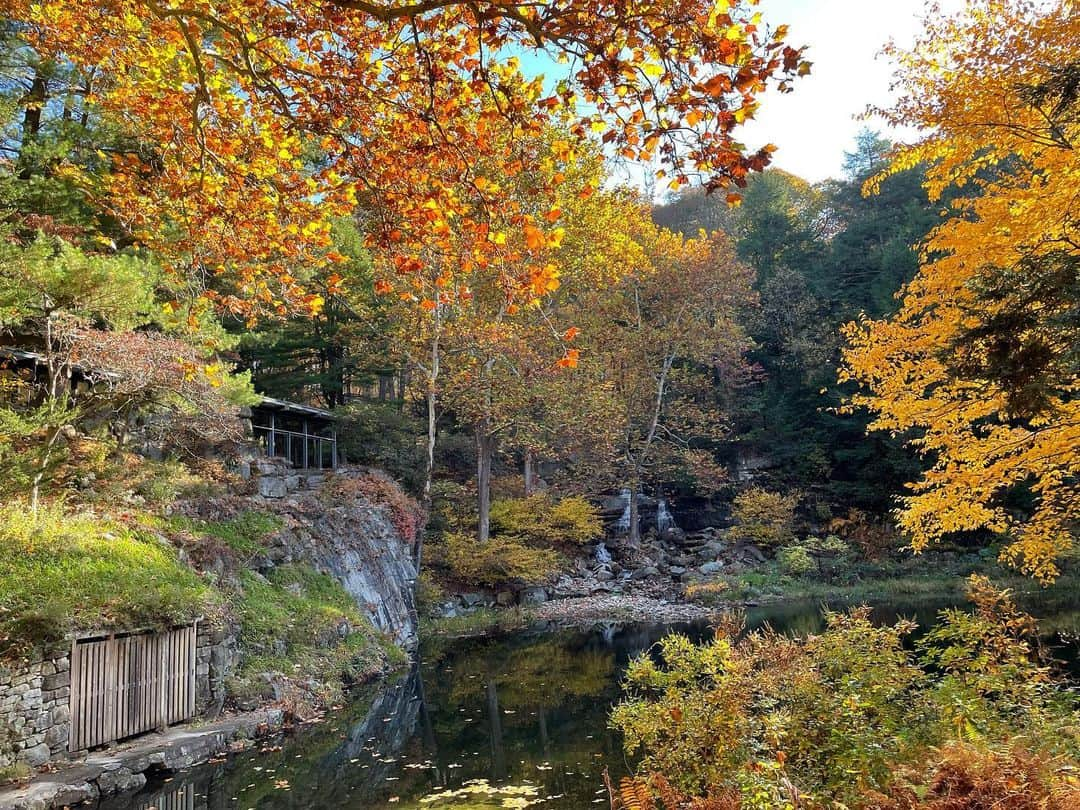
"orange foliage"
14,0,808,315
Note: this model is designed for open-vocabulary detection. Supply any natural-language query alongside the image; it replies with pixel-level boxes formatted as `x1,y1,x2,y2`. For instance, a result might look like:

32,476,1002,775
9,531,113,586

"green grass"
685,553,1080,608
163,510,282,557
230,564,405,703
0,504,222,655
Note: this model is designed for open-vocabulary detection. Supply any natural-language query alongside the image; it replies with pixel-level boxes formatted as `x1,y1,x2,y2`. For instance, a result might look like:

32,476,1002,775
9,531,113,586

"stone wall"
0,647,70,772
194,626,239,719
0,626,238,773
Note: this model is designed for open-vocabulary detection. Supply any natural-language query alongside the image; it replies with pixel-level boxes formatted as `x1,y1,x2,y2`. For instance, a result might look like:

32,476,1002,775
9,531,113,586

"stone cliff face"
183,464,420,651
249,465,420,651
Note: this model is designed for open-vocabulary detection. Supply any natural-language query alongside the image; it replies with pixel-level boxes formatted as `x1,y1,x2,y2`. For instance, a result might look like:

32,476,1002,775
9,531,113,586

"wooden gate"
69,624,197,752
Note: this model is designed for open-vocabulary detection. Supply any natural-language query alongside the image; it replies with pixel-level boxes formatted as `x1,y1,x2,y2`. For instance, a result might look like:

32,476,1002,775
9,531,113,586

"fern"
618,777,654,810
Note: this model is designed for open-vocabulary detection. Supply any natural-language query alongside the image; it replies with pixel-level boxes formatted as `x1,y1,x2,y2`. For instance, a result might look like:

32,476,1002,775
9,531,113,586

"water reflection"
101,594,1080,810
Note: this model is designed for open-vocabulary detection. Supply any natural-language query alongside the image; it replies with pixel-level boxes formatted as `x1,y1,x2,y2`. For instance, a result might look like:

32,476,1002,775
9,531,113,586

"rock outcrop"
265,477,420,650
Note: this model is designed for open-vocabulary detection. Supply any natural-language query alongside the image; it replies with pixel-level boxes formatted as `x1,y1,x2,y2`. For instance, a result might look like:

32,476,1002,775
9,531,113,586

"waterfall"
595,541,613,565
615,488,632,534
656,498,677,533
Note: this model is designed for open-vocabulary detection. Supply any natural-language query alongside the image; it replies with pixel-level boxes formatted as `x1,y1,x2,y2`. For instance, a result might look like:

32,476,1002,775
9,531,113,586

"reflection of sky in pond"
101,591,1080,810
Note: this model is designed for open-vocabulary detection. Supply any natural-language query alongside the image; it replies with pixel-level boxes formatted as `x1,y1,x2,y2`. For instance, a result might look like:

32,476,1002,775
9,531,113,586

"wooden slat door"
69,625,197,752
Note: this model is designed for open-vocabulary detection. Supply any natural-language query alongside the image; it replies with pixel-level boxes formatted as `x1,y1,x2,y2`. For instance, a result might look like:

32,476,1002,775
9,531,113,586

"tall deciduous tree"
841,0,1080,581
582,211,754,545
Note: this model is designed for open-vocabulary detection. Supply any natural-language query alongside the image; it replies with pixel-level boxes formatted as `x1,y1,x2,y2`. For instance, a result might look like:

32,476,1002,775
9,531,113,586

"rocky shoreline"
529,593,731,625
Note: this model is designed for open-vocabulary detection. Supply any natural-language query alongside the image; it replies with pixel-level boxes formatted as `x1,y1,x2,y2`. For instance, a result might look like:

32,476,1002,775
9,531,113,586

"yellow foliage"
442,531,561,587
842,0,1080,582
729,487,799,548
488,494,602,545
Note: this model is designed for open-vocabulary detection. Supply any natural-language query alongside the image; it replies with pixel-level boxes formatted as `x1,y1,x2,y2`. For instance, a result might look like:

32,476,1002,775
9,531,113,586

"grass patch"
0,504,222,656
684,553,1080,608
164,510,282,558
230,564,404,706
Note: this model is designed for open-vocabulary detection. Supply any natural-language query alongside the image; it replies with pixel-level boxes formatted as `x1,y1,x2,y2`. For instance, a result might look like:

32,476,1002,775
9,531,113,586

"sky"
738,0,959,183
519,0,961,187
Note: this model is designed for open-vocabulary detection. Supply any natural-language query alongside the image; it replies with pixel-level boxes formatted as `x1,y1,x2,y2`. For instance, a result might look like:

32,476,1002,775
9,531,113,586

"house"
2,346,338,470
249,396,338,470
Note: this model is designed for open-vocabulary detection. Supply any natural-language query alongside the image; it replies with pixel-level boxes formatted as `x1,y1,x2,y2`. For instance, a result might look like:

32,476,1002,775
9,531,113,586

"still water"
101,593,1080,810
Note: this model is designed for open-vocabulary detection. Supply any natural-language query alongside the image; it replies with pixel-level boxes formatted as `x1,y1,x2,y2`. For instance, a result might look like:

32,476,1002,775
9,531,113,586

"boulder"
21,742,51,767
520,587,549,605
698,561,725,575
258,476,288,498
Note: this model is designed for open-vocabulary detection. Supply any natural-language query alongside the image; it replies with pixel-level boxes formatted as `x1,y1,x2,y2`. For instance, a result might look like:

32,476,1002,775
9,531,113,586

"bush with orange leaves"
610,576,1079,809
322,471,424,546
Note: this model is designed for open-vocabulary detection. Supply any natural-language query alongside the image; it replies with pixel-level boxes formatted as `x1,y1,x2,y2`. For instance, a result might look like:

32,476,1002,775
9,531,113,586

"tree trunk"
19,71,47,179
476,420,494,543
397,365,409,409
486,679,506,781
628,475,641,546
31,424,63,516
523,449,537,496
416,314,441,571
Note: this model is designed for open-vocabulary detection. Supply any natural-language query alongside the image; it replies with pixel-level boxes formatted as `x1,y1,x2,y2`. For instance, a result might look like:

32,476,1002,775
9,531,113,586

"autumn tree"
841,0,1080,581
9,0,808,318
387,122,589,543
581,211,754,545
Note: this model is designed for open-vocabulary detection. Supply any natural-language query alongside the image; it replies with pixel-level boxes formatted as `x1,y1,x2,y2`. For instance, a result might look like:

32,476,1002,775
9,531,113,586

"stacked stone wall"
0,648,70,771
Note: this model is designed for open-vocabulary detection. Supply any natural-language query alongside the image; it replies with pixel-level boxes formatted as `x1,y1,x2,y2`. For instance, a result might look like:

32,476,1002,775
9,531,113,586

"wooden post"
331,427,338,469
268,411,276,456
68,637,80,752
157,633,167,731
188,621,198,717
302,419,309,469
103,634,116,744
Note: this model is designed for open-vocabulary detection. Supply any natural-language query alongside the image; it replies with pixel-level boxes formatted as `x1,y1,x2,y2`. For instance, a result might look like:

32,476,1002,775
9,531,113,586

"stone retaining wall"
0,647,70,771
0,626,238,773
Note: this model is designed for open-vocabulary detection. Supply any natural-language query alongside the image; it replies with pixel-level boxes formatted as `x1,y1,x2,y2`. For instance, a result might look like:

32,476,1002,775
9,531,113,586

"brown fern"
604,769,656,810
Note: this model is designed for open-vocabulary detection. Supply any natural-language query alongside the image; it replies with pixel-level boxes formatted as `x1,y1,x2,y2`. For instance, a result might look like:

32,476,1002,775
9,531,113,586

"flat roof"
0,346,121,381
254,395,335,421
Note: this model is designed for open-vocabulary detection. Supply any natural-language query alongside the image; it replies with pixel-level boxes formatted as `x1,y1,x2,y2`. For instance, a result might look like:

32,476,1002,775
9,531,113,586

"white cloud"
739,0,960,182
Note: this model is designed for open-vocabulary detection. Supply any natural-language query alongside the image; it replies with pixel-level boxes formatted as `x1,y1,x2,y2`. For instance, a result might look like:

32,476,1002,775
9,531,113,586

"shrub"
611,576,1079,808
323,471,424,544
415,570,447,618
728,487,799,548
876,742,1080,809
777,545,816,577
441,531,561,586
828,508,897,559
488,494,602,546
0,504,222,655
548,496,604,544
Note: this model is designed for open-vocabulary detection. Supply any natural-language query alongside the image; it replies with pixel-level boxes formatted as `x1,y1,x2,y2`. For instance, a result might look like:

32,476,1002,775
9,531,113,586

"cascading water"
595,541,613,565
615,488,632,534
656,498,677,534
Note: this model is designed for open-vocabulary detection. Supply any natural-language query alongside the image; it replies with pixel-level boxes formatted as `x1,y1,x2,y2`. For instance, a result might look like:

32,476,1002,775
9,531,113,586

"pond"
101,591,1080,810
